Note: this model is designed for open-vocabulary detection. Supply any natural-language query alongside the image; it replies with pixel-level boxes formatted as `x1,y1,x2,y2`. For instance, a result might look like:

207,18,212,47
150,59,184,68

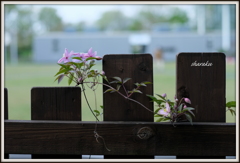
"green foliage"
38,7,63,31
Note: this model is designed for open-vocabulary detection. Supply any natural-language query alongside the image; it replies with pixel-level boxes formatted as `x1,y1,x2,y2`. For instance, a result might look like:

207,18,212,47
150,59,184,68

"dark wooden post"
4,88,9,159
103,54,154,159
176,52,226,158
31,87,82,159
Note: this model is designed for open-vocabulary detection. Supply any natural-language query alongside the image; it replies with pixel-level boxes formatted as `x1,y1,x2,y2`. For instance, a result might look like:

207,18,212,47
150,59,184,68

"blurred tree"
168,7,189,24
96,10,129,31
75,21,86,31
38,7,63,32
4,5,35,62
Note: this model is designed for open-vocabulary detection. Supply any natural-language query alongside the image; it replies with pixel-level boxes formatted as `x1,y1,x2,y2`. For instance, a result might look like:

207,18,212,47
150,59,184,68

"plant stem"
81,84,100,121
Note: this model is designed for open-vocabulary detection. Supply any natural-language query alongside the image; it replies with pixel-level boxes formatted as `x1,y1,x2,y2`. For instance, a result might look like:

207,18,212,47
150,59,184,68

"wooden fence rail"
3,53,236,159
4,120,236,156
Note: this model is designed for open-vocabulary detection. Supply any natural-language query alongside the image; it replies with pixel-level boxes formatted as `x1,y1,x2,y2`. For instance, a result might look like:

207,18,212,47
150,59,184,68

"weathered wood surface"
177,53,226,122
31,87,81,120
5,120,236,156
31,87,81,159
103,54,153,122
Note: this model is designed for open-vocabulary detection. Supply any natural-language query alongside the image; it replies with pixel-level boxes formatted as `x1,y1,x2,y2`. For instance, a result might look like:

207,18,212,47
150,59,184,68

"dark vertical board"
4,88,8,120
31,87,82,159
4,88,9,159
176,52,226,159
176,53,225,122
103,54,154,122
103,54,154,159
31,87,81,120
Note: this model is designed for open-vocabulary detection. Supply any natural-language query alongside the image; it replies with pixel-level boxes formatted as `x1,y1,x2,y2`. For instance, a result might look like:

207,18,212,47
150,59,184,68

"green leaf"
72,57,83,61
94,110,100,116
68,73,74,85
104,88,116,93
146,94,158,101
58,63,70,70
156,94,166,101
54,69,68,77
56,74,65,84
141,81,152,85
123,78,131,84
128,89,142,94
226,101,236,108
188,110,195,117
154,108,161,114
86,57,99,61
184,113,193,125
182,107,195,113
156,117,164,122
116,84,121,91
111,77,122,83
102,75,109,83
177,103,184,112
100,105,104,109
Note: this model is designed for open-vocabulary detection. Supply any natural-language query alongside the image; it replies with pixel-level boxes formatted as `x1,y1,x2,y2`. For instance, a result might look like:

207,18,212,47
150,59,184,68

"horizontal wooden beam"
4,120,236,156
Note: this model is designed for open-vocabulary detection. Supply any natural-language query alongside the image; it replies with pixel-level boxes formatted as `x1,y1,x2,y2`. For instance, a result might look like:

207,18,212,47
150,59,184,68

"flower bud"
101,71,105,75
184,98,191,104
162,93,166,98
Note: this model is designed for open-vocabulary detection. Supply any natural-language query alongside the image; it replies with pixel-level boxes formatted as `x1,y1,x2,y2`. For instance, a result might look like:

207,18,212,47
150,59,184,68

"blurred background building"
3,3,237,64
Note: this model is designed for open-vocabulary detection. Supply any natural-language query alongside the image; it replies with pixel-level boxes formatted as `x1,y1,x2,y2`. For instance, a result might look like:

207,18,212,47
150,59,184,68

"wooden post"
176,52,226,158
103,54,154,159
31,87,82,159
4,88,9,159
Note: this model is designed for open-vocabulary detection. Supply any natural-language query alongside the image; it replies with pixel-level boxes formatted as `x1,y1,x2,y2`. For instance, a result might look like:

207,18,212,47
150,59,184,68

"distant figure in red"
154,48,165,71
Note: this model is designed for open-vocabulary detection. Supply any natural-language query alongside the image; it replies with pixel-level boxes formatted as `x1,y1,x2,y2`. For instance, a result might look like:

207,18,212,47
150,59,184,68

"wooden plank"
31,87,81,120
4,120,236,156
176,52,226,159
4,88,9,159
31,87,81,159
103,54,154,158
176,53,226,122
103,54,154,122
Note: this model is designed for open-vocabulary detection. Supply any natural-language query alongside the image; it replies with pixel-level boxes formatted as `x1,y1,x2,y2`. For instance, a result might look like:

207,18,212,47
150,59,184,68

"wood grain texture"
103,54,153,122
31,87,81,120
176,53,226,122
31,87,81,158
4,120,236,156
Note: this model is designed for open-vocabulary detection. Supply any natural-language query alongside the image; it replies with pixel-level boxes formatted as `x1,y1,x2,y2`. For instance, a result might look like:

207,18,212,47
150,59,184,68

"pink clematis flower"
72,52,86,62
58,48,74,63
184,98,191,104
158,102,171,117
84,47,102,60
84,47,97,58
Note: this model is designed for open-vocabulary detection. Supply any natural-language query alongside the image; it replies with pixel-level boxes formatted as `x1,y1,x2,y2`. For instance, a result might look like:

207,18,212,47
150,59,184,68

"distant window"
52,39,59,52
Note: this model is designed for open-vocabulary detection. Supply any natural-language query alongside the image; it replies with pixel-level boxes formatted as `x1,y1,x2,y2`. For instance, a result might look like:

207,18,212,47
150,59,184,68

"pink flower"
58,48,74,63
162,93,167,98
184,98,191,104
158,102,171,117
183,105,187,109
101,71,105,75
83,47,102,60
84,47,97,58
72,52,86,62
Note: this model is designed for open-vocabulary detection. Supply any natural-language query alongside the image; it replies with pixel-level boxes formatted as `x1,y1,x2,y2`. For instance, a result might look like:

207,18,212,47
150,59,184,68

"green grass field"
4,61,236,122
